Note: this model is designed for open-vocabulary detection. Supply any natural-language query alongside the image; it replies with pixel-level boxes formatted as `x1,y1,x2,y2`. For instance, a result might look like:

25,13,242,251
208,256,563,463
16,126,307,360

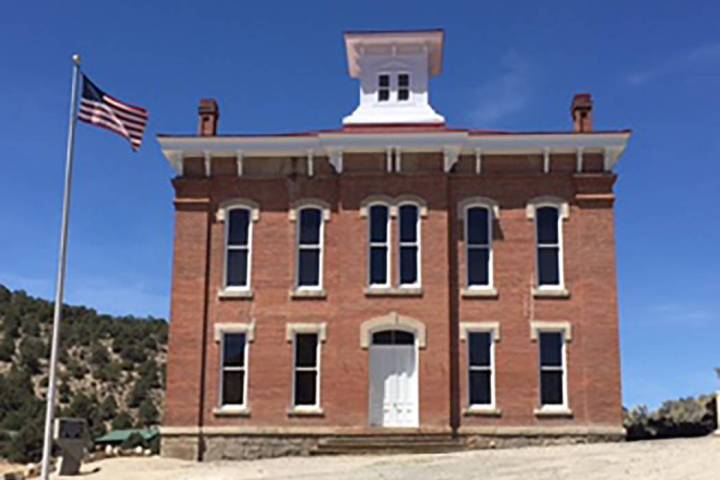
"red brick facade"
160,145,626,456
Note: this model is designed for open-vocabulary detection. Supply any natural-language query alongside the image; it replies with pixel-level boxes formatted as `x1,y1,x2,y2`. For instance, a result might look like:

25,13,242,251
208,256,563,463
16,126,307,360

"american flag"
78,75,148,151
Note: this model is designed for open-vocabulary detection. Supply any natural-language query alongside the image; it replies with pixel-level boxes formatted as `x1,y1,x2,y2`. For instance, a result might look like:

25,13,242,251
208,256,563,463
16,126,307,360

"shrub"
624,395,718,440
111,411,134,430
137,399,159,427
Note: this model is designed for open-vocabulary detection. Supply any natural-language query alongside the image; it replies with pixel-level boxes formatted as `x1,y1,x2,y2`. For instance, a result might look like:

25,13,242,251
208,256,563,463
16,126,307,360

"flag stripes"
78,75,148,151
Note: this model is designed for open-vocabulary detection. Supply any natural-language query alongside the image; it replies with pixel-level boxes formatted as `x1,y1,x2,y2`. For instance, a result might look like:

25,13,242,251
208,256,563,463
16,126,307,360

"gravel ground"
55,436,720,480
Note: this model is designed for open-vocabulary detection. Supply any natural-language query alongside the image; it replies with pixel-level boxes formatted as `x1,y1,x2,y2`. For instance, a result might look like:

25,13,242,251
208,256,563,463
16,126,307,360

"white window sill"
217,288,254,300
532,286,570,299
287,406,325,417
464,405,502,417
364,286,423,297
212,406,251,417
461,287,498,299
534,406,573,418
289,288,327,300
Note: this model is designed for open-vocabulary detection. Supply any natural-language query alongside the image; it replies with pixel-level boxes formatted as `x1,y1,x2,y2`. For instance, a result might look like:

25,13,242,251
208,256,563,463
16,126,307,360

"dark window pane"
469,371,492,405
399,205,418,242
370,247,387,284
228,209,250,246
538,247,560,285
399,246,418,284
369,205,388,242
378,90,389,101
222,371,245,405
398,89,409,101
299,209,321,245
468,333,491,367
468,248,489,286
540,333,563,367
295,334,318,368
536,207,559,244
467,208,489,245
223,334,245,367
398,74,409,87
226,250,248,287
541,371,564,405
294,371,317,405
298,249,320,286
379,74,390,87
372,330,414,345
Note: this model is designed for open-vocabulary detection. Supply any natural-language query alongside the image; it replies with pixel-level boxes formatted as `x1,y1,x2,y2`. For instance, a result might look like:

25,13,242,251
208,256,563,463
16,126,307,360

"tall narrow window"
466,206,492,288
297,207,323,288
220,333,247,406
398,73,410,101
536,206,562,287
398,204,420,287
378,74,390,102
293,333,320,407
225,208,252,288
468,332,494,406
539,332,566,406
369,204,390,287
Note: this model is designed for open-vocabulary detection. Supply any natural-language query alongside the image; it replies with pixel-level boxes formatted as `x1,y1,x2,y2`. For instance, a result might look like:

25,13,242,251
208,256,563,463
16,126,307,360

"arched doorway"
368,328,419,427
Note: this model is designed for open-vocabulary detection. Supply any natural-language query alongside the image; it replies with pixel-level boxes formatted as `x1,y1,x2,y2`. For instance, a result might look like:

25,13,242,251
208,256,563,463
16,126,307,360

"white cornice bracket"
543,148,550,174
395,147,402,173
307,150,314,177
386,147,393,173
475,148,482,174
236,150,243,176
444,147,459,173
576,147,584,173
328,149,343,173
204,151,212,177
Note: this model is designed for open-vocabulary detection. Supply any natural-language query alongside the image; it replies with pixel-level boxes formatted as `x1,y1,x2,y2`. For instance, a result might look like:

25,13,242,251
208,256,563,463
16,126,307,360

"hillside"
0,284,167,463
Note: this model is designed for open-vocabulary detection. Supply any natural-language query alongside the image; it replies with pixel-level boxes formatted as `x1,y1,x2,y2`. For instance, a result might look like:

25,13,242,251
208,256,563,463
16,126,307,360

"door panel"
369,345,418,427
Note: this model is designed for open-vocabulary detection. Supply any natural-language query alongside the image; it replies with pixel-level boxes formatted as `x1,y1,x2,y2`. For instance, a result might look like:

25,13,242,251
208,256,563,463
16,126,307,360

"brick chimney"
198,99,219,136
571,93,593,133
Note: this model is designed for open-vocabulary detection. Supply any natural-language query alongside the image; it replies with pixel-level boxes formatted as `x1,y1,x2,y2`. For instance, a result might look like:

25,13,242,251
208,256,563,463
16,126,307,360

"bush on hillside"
624,395,718,440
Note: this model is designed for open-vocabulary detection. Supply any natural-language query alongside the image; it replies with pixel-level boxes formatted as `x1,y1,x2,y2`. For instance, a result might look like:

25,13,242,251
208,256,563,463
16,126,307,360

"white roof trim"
158,131,630,174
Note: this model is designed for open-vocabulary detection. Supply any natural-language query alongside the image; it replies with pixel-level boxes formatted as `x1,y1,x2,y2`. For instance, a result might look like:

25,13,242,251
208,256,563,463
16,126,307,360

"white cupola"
342,30,445,125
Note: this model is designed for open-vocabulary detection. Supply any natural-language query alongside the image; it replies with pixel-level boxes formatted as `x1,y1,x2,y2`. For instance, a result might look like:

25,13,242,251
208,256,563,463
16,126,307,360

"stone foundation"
160,426,625,461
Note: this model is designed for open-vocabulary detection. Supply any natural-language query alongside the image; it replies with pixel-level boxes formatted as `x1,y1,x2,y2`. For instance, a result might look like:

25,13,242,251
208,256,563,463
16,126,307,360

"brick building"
157,30,631,460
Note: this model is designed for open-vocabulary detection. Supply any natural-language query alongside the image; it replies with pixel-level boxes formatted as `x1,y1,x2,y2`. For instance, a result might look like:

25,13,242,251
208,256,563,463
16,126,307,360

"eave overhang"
157,130,631,174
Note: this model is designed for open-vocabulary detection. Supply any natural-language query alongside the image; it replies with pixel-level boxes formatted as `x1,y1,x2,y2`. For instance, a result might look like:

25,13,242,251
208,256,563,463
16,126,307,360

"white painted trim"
397,201,422,289
158,131,631,174
543,148,550,174
443,147,460,172
576,147,584,173
236,150,244,176
307,150,314,177
527,199,567,290
292,204,326,291
204,151,212,177
359,195,397,217
475,148,482,174
290,329,323,410
216,199,260,222
328,149,343,173
462,327,498,409
216,327,251,409
457,197,500,219
533,328,570,411
220,205,255,291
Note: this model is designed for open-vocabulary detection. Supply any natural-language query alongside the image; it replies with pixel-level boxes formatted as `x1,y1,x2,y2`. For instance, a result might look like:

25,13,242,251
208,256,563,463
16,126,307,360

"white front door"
369,344,418,427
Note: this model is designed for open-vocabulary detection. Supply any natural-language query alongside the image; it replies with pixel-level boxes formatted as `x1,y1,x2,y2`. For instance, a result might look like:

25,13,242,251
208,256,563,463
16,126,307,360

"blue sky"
1,1,718,408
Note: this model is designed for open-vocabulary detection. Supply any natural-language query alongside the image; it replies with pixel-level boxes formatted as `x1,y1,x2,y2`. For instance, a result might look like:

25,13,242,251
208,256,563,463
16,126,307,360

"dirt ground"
54,436,720,480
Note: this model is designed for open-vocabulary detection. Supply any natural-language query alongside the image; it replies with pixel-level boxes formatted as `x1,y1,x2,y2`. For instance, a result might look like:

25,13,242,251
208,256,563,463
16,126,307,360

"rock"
134,446,144,455
105,444,114,456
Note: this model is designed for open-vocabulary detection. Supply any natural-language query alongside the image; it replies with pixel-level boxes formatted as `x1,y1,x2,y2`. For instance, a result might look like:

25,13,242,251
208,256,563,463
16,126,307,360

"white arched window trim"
458,197,500,296
217,199,260,298
289,200,329,295
526,197,569,297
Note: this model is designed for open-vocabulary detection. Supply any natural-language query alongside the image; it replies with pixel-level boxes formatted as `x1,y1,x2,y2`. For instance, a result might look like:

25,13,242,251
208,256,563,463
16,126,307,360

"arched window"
465,205,493,288
535,206,562,287
225,207,252,289
296,207,324,289
372,329,415,345
368,204,391,287
398,203,420,287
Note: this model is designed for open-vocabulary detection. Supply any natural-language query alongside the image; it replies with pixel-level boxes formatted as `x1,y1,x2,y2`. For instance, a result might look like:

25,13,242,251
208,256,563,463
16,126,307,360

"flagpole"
40,53,82,480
